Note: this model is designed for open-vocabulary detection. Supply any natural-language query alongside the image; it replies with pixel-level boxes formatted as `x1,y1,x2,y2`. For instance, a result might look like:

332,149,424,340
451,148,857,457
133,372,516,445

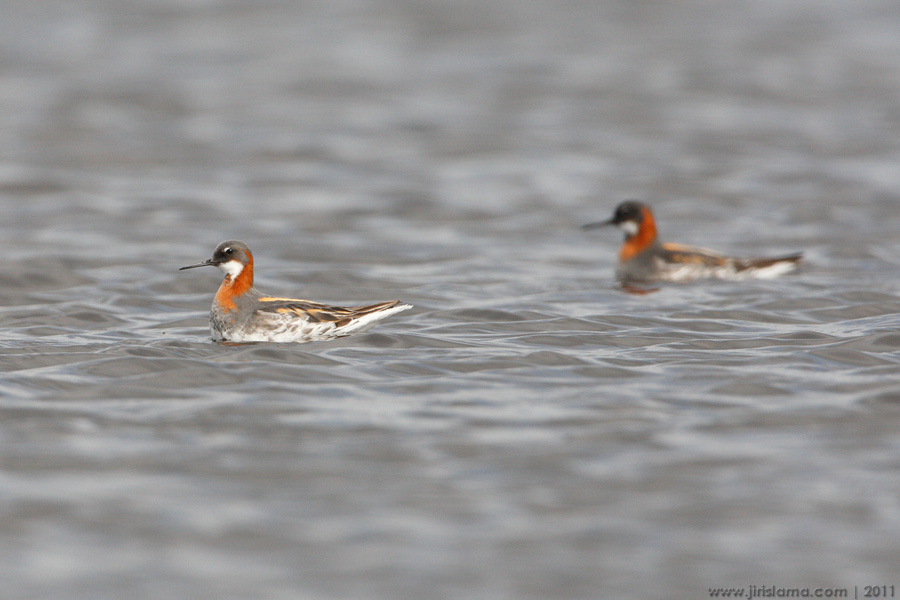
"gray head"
582,200,653,238
179,240,254,278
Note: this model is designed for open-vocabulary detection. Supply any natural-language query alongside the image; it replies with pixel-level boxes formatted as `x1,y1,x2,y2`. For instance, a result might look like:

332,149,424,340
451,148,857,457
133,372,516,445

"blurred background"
2,1,900,599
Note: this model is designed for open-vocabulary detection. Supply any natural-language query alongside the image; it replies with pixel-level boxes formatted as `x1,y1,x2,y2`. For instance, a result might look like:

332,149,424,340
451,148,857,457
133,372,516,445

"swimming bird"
180,240,411,342
583,201,802,283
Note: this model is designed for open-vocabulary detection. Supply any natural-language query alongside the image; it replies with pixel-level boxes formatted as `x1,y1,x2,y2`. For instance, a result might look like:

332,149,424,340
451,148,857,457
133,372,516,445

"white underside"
212,303,412,343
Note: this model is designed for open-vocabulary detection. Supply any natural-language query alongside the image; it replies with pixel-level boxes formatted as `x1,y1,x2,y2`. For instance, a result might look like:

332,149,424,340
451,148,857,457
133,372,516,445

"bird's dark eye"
223,247,233,255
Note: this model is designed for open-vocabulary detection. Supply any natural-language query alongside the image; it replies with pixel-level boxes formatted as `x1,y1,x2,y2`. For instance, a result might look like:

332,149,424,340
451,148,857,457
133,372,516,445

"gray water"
3,1,900,599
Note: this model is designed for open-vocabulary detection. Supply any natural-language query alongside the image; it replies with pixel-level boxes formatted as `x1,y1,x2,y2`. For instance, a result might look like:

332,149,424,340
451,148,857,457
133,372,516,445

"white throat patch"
217,260,244,278
619,220,639,236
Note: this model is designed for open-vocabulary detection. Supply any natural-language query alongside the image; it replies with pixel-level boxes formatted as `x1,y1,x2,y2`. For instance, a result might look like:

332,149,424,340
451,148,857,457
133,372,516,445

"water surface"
2,1,900,599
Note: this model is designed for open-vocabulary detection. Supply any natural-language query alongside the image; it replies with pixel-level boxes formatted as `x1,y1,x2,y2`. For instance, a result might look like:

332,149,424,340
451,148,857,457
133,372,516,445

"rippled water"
3,1,900,598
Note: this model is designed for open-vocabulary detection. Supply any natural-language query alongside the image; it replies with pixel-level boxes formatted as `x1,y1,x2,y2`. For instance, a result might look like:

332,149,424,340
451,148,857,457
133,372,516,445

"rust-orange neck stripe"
619,206,658,261
214,254,254,312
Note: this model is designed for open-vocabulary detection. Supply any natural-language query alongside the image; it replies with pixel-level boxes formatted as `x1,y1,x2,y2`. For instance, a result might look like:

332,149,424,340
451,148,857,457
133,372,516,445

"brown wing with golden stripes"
659,243,730,267
661,243,803,271
256,297,407,328
734,252,803,271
